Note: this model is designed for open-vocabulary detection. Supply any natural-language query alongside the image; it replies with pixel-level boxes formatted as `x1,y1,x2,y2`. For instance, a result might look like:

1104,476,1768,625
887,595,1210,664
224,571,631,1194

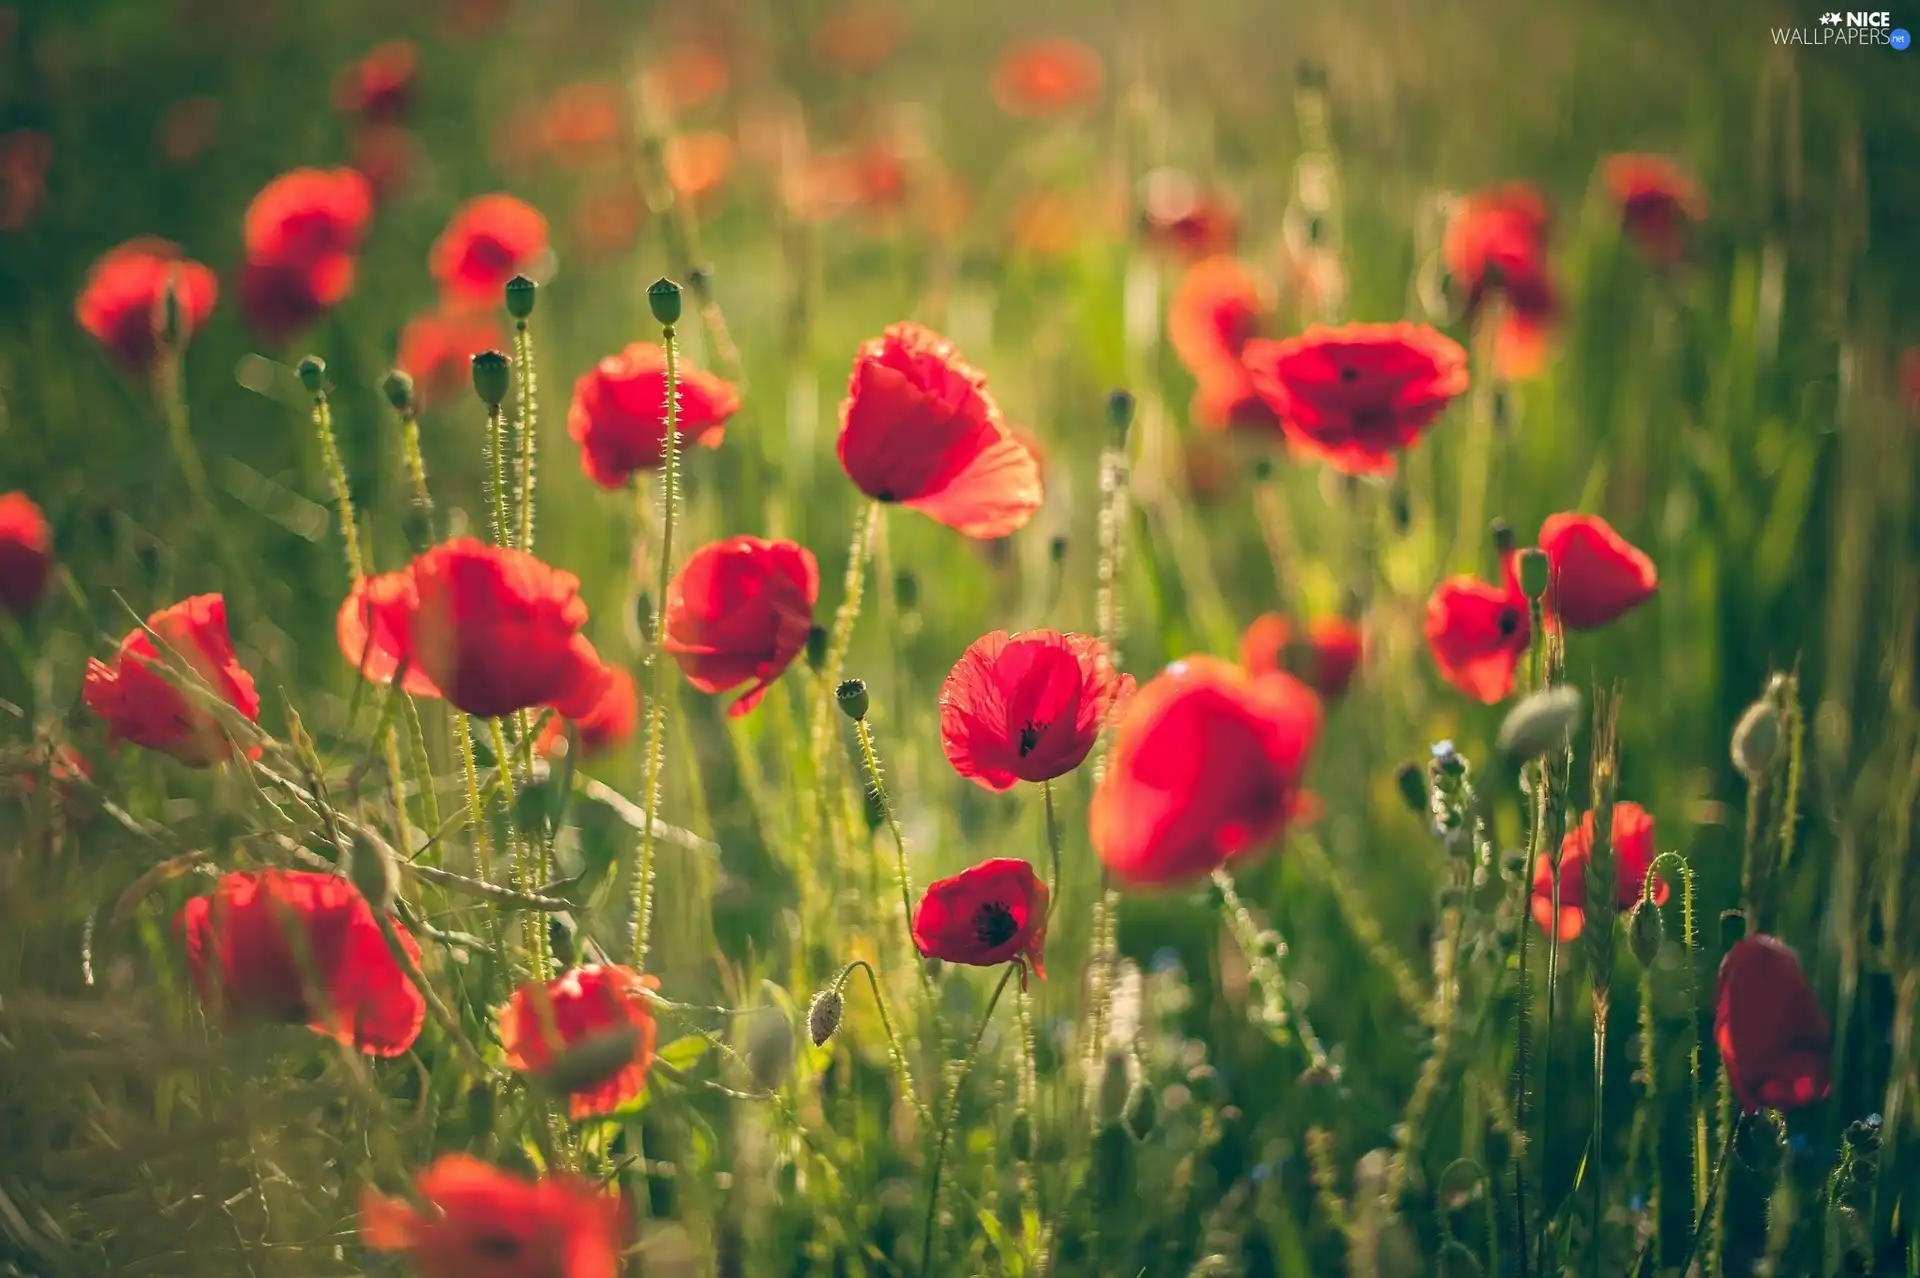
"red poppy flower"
84,594,261,766
1167,257,1278,432
1442,182,1559,379
540,82,626,169
838,322,1044,538
1242,322,1469,475
566,343,739,488
661,536,818,718
641,46,731,116
1239,614,1362,699
337,541,610,720
939,630,1133,791
397,307,506,410
1903,347,1920,419
500,964,660,1119
991,37,1104,118
1538,512,1658,630
243,167,374,270
1530,800,1667,942
569,179,647,258
239,255,356,341
75,238,219,372
0,490,52,616
1089,657,1322,886
537,665,640,759
1423,574,1529,703
811,2,903,72
334,40,417,123
664,131,736,203
1601,154,1705,268
1140,168,1238,261
361,1155,627,1278
178,869,425,1056
430,194,550,307
351,123,419,204
912,857,1048,978
158,97,221,163
1715,936,1832,1113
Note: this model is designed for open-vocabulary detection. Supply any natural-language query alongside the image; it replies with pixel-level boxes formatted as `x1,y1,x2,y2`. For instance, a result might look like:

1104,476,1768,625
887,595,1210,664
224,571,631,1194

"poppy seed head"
504,274,537,319
296,355,326,396
807,987,844,1046
835,678,869,721
1517,548,1551,601
470,350,511,407
973,900,1018,948
381,369,416,414
647,276,683,327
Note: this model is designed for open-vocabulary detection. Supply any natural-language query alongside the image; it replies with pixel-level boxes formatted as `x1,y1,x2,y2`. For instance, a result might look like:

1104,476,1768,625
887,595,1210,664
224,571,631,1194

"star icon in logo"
1820,11,1842,22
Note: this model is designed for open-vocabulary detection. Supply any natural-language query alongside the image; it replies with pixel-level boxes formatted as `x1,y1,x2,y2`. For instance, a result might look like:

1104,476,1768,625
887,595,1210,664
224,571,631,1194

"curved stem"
854,720,919,965
835,959,928,1122
922,964,1016,1272
631,324,682,970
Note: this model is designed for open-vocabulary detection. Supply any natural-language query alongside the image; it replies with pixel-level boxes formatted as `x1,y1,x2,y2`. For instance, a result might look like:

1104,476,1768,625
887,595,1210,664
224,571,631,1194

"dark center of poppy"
874,489,898,503
470,1231,525,1260
1339,365,1360,383
974,901,1019,949
1497,607,1521,638
1351,406,1392,432
1018,720,1047,756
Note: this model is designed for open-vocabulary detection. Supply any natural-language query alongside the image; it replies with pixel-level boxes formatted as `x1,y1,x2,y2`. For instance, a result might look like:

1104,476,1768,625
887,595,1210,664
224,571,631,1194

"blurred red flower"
0,490,51,616
1530,800,1667,942
336,540,610,720
1424,573,1529,703
397,307,506,410
240,168,372,339
178,868,425,1056
1538,512,1658,629
1239,614,1362,700
1139,168,1238,261
540,81,626,169
662,536,819,718
0,128,50,230
1243,322,1469,475
84,594,260,766
811,2,904,72
664,131,736,202
1442,182,1559,379
1090,657,1322,886
158,97,222,163
566,342,739,488
569,179,648,258
642,46,731,116
939,629,1132,791
1167,257,1277,432
991,37,1104,118
75,237,219,372
430,194,549,308
838,322,1043,538
912,857,1048,979
1715,936,1832,1113
239,255,355,342
1904,347,1920,418
537,664,640,759
500,964,659,1119
1601,153,1705,268
362,1155,627,1278
351,124,420,204
334,40,417,124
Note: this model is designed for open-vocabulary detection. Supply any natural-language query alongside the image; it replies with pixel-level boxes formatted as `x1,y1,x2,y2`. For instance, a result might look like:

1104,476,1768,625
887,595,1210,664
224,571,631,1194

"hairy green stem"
513,320,538,552
853,718,921,973
923,963,1017,1271
834,959,927,1122
486,404,509,548
630,323,682,971
312,390,364,581
1679,1116,1741,1278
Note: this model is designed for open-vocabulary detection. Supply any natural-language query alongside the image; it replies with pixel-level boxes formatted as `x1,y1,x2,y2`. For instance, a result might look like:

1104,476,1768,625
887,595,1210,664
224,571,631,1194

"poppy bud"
505,274,537,319
804,624,829,671
893,570,918,609
547,915,577,969
382,369,416,414
537,1022,643,1095
1490,519,1516,556
1629,899,1664,966
1123,1080,1157,1141
1843,1116,1882,1151
297,355,327,395
1394,762,1427,814
1730,697,1782,781
1719,909,1747,950
348,832,398,913
835,678,869,721
1105,389,1135,442
1095,1048,1133,1125
807,988,843,1046
471,350,510,408
647,277,683,328
1048,534,1069,564
1516,548,1550,602
1009,1111,1033,1159
1495,686,1583,763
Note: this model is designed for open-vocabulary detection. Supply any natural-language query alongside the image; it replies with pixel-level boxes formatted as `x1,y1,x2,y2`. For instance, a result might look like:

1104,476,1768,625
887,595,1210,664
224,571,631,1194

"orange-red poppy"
938,629,1132,791
0,491,51,616
1167,257,1277,432
536,665,640,759
1239,614,1362,700
912,857,1048,978
991,37,1104,118
362,1155,626,1278
1601,153,1705,267
333,40,417,124
1442,182,1559,379
662,536,819,718
430,194,548,308
566,343,739,488
84,594,260,766
1530,801,1667,941
75,237,219,372
1714,937,1832,1114
500,964,660,1119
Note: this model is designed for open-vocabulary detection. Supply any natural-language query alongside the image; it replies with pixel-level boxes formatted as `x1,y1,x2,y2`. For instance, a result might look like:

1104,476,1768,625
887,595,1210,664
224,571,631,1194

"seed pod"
1516,548,1550,602
647,277,684,327
348,832,398,913
471,350,511,408
505,274,537,319
1496,687,1583,763
382,369,417,414
1730,697,1782,780
1629,899,1665,967
1490,519,1516,556
296,355,327,395
807,988,843,1046
1105,389,1136,441
835,678,869,721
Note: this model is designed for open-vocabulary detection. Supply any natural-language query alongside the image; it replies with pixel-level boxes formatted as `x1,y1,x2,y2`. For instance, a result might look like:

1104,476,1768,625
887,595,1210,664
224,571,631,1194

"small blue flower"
1431,739,1457,761
1152,947,1184,974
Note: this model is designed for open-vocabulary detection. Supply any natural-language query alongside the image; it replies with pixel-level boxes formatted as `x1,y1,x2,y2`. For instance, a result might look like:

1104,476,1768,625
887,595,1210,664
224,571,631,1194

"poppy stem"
490,717,544,977
835,959,928,1122
1041,779,1063,914
1677,1113,1740,1278
852,718,924,995
486,403,510,548
512,316,538,553
394,401,435,548
309,382,365,581
809,502,877,776
922,962,1017,1273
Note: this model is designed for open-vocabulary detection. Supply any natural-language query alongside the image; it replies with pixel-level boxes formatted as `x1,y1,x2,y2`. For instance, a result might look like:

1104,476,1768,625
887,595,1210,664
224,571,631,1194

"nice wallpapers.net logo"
1773,11,1912,46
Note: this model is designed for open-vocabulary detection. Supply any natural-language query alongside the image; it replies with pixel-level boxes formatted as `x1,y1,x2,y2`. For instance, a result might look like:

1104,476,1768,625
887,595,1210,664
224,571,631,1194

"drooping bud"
471,350,511,408
1490,519,1516,557
807,987,844,1046
1517,548,1551,602
1495,686,1584,763
1122,1079,1157,1141
1394,762,1427,814
1730,696,1782,781
835,678,869,721
348,831,398,913
1105,389,1135,443
382,369,417,414
296,355,327,396
1628,899,1665,967
647,277,684,328
804,624,829,671
505,274,537,320
1095,1048,1133,1125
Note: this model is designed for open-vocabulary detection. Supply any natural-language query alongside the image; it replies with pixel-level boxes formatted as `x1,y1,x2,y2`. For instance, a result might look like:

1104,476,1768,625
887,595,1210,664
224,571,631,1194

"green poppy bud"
647,277,684,327
1394,762,1427,814
1517,548,1551,602
296,355,327,396
505,274,537,320
1628,900,1664,967
835,678,869,721
471,350,511,408
1490,518,1515,556
1496,686,1583,763
382,369,417,414
804,624,829,672
347,832,398,913
807,988,843,1046
1105,389,1135,441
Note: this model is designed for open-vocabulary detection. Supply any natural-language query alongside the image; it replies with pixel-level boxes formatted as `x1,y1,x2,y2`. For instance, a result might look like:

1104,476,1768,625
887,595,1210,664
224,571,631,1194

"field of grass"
2,0,1919,1274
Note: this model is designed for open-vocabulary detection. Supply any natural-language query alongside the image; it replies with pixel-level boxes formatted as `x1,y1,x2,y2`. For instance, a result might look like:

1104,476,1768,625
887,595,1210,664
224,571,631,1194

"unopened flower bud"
505,274,537,319
471,350,511,408
1490,519,1516,556
1394,762,1427,814
382,369,417,414
1123,1080,1157,1141
647,277,684,327
1629,900,1665,967
296,355,327,396
1730,697,1782,781
807,988,844,1046
1718,909,1747,950
1095,1049,1133,1125
1105,389,1135,442
348,832,397,913
804,624,829,671
1496,686,1583,763
1517,548,1551,602
835,678,869,721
